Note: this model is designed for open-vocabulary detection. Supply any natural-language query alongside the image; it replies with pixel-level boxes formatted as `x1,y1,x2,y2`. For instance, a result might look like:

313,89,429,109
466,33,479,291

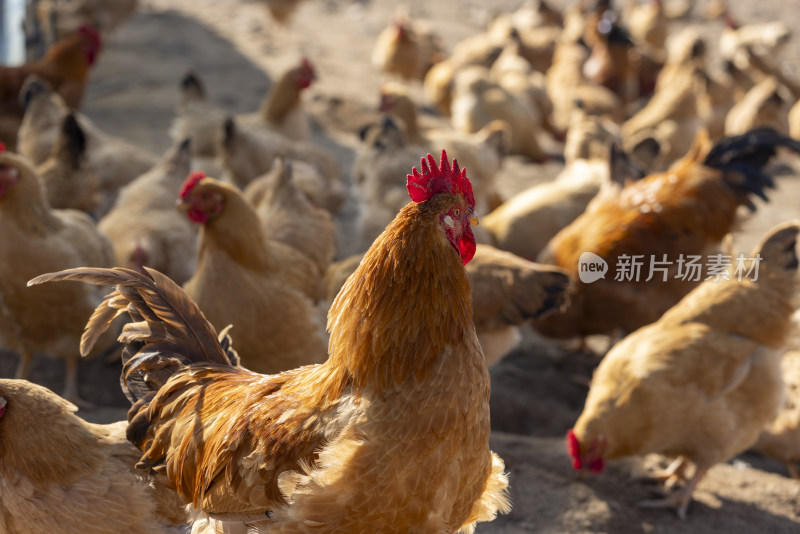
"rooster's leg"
62,356,93,409
636,468,707,520
14,349,32,380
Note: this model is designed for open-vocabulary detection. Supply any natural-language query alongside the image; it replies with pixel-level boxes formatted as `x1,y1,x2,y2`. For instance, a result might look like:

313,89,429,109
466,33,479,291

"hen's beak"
470,211,479,226
175,198,189,211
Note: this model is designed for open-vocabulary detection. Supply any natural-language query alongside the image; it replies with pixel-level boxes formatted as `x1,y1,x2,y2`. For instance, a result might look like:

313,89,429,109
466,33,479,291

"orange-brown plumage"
31,151,510,532
536,128,800,338
0,27,101,147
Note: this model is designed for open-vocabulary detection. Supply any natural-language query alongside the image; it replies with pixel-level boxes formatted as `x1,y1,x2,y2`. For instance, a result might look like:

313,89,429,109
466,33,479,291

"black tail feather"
704,128,800,210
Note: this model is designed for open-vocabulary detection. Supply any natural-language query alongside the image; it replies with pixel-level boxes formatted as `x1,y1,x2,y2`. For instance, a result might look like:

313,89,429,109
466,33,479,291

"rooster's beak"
469,211,479,226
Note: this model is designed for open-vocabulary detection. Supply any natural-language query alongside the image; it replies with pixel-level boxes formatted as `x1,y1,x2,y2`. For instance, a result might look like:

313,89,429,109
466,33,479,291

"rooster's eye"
454,208,460,216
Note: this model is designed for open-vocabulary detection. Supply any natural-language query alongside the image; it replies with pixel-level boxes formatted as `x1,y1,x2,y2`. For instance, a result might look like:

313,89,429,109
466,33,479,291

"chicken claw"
636,468,706,520
635,456,689,490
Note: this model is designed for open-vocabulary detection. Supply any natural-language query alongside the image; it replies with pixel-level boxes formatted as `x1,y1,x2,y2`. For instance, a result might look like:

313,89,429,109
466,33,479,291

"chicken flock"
2,0,800,532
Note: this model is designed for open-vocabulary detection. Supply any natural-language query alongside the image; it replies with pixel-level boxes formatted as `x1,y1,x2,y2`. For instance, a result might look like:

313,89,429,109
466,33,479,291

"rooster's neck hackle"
323,150,476,398
326,199,473,398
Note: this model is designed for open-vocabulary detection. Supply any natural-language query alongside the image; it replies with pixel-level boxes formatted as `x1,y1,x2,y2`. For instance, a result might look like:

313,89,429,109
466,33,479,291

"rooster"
0,27,102,148
31,150,511,533
535,128,800,340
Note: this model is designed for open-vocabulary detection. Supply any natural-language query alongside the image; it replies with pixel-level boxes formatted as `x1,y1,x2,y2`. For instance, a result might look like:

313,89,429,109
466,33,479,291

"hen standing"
567,221,800,518
0,147,114,406
98,139,197,285
753,349,800,478
179,172,327,372
244,157,336,289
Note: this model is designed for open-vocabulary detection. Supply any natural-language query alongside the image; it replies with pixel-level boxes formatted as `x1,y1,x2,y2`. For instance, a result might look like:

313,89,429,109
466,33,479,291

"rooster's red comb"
180,171,206,199
566,429,582,470
0,142,6,153
406,150,475,207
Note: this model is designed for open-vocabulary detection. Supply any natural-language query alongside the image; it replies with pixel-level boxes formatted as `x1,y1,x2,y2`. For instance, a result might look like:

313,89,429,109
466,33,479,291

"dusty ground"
2,0,800,532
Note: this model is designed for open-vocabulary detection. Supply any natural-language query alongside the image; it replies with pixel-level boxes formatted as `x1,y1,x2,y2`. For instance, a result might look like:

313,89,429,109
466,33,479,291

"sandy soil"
2,0,800,532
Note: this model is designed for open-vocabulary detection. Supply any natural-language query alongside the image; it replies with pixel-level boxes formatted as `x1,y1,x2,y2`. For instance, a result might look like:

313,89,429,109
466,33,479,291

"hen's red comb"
180,171,206,199
0,142,6,153
406,150,475,207
566,429,582,470
301,57,314,74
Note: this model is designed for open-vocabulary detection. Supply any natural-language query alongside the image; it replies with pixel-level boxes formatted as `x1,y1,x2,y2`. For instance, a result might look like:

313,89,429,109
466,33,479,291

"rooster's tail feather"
28,267,233,403
705,128,800,210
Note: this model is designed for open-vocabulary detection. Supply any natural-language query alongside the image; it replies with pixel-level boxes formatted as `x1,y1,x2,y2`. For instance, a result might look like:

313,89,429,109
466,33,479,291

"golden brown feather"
535,128,800,339
30,154,510,532
0,149,116,406
568,220,800,518
0,378,187,533
180,176,327,373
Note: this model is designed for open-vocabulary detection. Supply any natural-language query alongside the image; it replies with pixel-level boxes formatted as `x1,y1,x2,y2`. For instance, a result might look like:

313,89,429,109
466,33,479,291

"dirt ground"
2,0,800,532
